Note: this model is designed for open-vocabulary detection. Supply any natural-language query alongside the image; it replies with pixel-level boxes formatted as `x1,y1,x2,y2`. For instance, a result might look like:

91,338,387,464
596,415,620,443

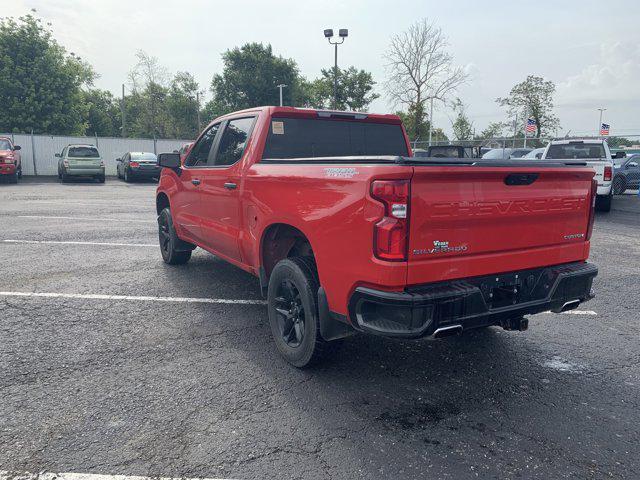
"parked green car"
56,144,105,183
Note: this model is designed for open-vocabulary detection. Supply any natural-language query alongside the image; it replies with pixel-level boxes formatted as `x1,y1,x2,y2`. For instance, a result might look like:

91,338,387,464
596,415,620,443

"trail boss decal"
324,167,359,178
413,240,468,256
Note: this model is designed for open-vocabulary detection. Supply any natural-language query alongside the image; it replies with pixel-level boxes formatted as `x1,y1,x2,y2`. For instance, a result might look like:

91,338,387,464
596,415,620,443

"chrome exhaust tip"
552,299,581,313
433,324,463,338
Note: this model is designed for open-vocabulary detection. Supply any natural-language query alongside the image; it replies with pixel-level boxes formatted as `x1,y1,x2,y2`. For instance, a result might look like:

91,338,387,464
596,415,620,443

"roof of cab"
212,106,402,124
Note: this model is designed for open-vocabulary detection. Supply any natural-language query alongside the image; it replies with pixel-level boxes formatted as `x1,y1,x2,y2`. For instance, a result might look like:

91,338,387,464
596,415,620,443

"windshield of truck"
69,146,100,158
0,139,12,150
261,117,409,159
546,143,605,159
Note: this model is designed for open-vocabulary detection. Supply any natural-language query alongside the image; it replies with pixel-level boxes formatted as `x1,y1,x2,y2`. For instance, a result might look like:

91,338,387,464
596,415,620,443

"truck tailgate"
407,165,595,285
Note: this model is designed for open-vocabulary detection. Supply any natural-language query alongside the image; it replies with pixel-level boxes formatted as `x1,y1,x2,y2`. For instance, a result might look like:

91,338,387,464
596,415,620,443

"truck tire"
96,174,105,183
61,172,70,183
17,165,22,179
124,168,131,183
158,207,192,265
267,257,337,368
596,192,612,212
612,176,627,195
7,172,18,184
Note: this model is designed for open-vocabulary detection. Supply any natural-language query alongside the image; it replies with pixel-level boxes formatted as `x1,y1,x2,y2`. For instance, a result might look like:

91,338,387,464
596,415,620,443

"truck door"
197,116,256,263
174,122,221,242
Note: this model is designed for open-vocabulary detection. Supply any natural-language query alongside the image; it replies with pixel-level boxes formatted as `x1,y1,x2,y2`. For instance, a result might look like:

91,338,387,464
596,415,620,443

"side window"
185,123,220,167
214,117,255,166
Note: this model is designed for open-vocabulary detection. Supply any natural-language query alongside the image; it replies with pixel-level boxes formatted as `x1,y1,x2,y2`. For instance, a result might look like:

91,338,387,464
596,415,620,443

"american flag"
600,123,610,135
525,118,536,135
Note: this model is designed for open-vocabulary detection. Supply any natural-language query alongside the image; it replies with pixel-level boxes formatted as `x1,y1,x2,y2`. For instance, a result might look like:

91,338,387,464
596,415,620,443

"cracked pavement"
1,177,639,479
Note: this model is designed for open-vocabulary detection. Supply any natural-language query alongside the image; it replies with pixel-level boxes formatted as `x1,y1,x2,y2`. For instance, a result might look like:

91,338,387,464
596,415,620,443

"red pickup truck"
156,107,598,367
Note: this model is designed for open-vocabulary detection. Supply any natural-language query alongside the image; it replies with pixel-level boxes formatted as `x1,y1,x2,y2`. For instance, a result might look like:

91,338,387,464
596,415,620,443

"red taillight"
603,165,612,181
129,161,139,168
371,179,410,261
586,178,597,241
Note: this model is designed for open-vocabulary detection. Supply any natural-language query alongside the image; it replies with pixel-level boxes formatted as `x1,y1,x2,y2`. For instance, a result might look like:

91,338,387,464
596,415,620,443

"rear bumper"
0,164,16,175
348,262,597,338
597,184,612,195
130,167,161,178
65,167,104,176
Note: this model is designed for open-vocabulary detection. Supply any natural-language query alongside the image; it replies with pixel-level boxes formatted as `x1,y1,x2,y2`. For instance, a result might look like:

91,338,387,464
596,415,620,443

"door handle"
224,182,237,190
191,179,201,186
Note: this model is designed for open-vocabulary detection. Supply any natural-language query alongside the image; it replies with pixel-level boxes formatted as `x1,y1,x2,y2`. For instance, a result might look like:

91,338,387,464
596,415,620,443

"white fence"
1,133,191,176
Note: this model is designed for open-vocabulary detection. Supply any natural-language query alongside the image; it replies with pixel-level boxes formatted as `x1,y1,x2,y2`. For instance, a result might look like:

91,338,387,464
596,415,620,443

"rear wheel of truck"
596,192,612,212
158,207,192,265
96,174,105,183
7,172,18,184
267,257,335,368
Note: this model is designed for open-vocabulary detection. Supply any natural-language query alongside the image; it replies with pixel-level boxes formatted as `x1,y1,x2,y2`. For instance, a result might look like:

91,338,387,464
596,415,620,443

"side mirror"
13,145,21,151
55,153,61,157
535,153,542,159
614,151,626,159
158,152,181,169
116,158,122,162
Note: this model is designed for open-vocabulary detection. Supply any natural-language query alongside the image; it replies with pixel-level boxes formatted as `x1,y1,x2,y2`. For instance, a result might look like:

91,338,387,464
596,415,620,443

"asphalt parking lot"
1,177,639,480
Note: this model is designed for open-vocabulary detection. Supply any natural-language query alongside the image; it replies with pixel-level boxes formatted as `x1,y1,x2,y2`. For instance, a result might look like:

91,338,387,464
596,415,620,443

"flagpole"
523,117,527,148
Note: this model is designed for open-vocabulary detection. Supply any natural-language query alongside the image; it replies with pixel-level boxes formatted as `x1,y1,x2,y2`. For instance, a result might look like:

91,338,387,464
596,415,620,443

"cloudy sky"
4,0,640,138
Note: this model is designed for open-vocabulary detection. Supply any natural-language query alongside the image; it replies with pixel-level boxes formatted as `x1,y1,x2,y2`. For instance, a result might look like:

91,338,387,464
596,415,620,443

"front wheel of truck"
158,207,192,265
267,257,337,368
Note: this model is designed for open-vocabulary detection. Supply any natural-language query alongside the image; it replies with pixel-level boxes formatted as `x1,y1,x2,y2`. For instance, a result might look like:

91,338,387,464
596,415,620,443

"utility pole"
121,84,126,138
598,108,607,137
196,91,202,132
324,29,348,109
428,98,434,146
277,84,287,106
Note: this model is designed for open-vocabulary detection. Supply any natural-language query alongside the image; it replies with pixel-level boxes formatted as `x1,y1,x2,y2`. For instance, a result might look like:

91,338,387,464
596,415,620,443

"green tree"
0,13,95,134
395,102,430,141
83,89,121,137
451,98,474,141
166,71,200,139
477,121,505,140
208,43,304,115
497,75,560,138
304,66,379,111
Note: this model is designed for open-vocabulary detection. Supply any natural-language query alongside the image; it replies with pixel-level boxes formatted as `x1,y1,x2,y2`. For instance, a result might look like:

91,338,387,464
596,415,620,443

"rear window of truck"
262,117,409,159
546,143,605,159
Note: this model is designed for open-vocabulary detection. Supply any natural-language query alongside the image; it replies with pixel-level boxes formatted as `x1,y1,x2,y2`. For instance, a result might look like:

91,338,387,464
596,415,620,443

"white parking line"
13,215,155,224
0,291,266,305
2,239,156,247
0,471,234,480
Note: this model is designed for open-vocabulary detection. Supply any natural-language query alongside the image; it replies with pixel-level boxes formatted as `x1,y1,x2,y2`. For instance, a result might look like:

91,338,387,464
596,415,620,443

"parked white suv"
542,139,614,212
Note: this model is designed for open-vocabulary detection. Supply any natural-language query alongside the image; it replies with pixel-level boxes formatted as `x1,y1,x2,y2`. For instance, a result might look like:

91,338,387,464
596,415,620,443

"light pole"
324,28,348,109
598,108,606,137
277,84,287,107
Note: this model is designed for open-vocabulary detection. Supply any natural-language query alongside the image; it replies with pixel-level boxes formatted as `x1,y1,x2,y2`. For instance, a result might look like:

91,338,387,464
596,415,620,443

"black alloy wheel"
274,279,306,348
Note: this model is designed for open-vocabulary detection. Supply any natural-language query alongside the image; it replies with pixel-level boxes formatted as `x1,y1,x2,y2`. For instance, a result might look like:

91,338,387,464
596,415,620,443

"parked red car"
0,137,22,183
156,107,598,367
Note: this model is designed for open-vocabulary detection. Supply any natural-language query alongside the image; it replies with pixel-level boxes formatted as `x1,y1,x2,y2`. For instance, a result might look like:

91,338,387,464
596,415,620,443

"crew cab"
542,139,615,212
156,107,598,367
0,137,22,183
